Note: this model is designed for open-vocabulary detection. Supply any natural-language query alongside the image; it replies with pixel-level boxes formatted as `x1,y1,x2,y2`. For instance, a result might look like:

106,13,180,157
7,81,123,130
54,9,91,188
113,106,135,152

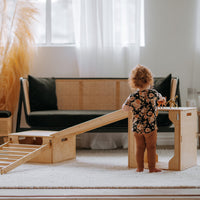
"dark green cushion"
154,74,172,101
28,75,58,111
0,111,11,118
154,74,172,126
27,110,128,131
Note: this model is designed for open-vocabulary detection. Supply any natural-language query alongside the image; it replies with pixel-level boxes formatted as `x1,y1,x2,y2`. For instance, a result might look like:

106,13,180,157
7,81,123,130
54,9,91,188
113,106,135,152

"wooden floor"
1,188,200,200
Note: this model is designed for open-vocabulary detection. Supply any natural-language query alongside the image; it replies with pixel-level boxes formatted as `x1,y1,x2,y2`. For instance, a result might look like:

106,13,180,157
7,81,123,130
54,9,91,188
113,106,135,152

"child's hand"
157,97,166,107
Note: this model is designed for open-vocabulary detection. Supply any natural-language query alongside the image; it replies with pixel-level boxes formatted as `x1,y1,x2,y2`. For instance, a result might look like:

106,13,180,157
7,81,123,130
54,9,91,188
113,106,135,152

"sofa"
16,74,181,133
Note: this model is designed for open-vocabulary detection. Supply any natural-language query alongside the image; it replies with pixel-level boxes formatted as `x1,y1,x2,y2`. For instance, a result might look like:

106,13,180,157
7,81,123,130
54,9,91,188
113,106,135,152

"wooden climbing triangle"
0,142,48,174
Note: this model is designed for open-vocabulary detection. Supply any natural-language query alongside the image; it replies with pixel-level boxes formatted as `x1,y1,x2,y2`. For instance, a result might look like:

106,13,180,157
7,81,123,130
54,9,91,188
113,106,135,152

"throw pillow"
154,74,172,101
28,75,58,111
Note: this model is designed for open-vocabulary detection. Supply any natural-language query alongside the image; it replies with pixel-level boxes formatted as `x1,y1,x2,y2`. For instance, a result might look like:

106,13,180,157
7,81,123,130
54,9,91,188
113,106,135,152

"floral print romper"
124,89,162,134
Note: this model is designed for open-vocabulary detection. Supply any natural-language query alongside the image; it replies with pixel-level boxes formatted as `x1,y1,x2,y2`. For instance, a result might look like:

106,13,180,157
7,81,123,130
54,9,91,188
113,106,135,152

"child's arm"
156,91,166,106
122,96,133,111
122,104,133,111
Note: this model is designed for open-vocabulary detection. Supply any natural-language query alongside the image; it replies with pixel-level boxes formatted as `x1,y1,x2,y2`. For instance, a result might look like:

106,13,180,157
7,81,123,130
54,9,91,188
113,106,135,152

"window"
33,0,74,45
33,0,144,46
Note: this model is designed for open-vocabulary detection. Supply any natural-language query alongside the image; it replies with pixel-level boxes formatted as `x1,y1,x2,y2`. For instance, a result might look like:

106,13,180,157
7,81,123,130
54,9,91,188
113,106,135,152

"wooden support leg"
52,135,76,163
168,109,197,170
128,111,137,168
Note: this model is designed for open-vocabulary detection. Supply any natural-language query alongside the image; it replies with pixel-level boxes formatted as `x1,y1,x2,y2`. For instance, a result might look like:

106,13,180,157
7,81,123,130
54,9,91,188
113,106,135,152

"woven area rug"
1,149,200,189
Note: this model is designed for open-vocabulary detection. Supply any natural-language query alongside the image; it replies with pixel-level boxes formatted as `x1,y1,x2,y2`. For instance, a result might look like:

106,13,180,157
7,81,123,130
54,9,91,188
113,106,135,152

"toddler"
122,64,165,173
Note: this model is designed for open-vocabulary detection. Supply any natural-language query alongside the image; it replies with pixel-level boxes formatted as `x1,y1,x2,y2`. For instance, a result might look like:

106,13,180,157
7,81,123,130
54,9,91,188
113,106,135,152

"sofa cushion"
154,74,172,127
0,111,11,118
27,110,128,131
28,75,58,111
154,74,172,101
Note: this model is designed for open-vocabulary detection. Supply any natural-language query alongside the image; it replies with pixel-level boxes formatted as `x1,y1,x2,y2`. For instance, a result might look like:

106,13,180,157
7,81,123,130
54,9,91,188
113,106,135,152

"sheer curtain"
194,0,200,89
193,0,200,110
72,0,143,77
72,0,143,149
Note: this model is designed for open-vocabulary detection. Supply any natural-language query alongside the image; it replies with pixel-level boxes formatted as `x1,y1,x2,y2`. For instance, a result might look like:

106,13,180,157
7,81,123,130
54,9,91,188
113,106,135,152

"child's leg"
145,130,161,173
134,133,146,172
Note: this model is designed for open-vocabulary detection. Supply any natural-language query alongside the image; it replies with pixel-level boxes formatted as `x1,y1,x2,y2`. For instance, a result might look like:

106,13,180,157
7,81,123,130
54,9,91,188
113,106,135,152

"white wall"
30,0,197,106
140,0,197,105
31,46,80,77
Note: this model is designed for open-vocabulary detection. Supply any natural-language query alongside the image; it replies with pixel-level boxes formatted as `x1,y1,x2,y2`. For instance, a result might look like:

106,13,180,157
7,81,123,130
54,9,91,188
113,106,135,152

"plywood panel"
180,109,197,170
167,108,197,171
52,135,76,163
29,137,52,163
128,111,137,168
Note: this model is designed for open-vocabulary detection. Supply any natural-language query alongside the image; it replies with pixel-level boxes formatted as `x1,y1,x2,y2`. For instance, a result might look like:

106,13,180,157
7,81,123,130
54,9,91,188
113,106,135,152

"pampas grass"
0,0,37,114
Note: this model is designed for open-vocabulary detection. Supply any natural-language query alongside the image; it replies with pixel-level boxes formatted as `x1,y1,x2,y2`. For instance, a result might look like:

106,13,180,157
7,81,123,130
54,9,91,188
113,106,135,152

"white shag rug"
1,149,200,189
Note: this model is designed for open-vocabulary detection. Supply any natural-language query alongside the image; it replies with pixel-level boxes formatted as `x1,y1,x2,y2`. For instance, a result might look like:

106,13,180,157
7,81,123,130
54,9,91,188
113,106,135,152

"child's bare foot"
149,168,162,173
136,168,144,172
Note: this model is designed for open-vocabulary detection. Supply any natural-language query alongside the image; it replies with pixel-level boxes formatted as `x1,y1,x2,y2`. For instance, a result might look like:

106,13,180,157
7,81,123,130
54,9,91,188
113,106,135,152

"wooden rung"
0,162,10,166
8,144,42,148
0,154,22,159
1,144,48,175
0,142,9,147
0,158,17,162
3,147,37,152
0,161,12,165
0,150,30,155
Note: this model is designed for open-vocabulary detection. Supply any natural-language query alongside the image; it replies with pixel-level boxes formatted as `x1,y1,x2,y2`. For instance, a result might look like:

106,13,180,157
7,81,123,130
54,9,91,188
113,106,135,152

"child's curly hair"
128,64,154,90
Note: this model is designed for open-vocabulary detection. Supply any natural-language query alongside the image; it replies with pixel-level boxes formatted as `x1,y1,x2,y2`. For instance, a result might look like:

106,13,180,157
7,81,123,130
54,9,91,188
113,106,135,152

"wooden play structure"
0,107,197,174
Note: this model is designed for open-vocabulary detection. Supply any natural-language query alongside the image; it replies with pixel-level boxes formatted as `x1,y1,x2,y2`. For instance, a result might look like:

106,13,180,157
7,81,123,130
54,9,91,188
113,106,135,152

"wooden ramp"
52,109,129,138
0,142,48,175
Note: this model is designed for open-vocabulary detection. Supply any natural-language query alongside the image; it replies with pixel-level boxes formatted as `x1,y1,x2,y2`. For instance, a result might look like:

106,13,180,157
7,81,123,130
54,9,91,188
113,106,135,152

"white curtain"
192,0,200,110
193,0,200,91
72,0,143,77
72,0,143,149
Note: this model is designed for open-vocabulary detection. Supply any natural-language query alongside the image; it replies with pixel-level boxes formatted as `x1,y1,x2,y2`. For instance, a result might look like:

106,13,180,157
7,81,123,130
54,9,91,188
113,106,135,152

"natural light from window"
33,0,145,47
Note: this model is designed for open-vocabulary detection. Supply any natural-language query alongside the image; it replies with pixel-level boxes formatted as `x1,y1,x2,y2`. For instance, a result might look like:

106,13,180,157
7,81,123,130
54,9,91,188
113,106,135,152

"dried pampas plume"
0,0,37,114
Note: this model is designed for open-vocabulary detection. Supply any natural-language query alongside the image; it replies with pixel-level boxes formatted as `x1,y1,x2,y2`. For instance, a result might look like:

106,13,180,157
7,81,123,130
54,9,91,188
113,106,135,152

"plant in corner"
0,0,37,114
